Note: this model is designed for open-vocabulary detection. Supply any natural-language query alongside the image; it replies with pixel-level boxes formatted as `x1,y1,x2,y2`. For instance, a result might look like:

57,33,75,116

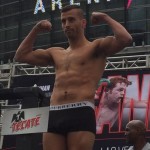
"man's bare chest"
56,50,92,70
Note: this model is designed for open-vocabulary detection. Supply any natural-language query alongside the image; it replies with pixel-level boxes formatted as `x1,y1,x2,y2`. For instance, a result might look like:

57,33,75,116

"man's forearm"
14,27,39,62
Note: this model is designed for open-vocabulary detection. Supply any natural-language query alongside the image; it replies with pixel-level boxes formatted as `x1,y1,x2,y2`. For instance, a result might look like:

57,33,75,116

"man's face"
61,9,85,38
125,123,137,144
107,82,127,103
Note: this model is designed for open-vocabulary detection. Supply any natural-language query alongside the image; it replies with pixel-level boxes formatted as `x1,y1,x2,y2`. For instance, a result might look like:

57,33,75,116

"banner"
94,69,150,149
2,69,150,149
1,107,49,135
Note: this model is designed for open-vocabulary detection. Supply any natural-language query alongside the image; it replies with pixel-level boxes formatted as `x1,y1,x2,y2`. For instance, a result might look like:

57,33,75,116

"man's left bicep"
100,36,125,56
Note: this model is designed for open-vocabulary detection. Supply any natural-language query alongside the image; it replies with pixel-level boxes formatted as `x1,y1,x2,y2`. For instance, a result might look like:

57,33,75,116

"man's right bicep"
16,49,53,66
28,49,53,66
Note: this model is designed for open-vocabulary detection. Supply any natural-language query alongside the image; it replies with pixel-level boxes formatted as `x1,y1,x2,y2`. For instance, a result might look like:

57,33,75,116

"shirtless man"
14,5,132,150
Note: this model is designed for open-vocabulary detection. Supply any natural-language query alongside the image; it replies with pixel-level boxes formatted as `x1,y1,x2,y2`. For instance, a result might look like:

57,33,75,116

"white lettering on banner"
126,75,139,100
99,146,130,150
122,74,149,122
126,74,150,101
141,74,150,101
39,85,50,91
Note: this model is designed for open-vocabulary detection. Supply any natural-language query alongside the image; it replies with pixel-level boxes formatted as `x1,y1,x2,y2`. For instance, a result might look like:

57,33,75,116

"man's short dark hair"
61,5,84,18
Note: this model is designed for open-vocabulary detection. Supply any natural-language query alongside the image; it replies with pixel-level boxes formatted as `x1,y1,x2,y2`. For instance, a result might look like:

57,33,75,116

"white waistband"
50,101,95,110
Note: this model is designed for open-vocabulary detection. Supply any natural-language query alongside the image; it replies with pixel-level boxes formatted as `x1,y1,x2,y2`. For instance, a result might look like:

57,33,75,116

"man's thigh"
67,131,95,150
43,132,66,150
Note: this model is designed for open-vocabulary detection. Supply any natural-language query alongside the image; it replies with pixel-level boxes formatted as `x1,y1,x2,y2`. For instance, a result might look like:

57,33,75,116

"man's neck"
68,35,88,49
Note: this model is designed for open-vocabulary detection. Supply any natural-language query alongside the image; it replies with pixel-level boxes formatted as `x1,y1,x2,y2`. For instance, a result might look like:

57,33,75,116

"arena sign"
34,0,112,14
34,0,133,14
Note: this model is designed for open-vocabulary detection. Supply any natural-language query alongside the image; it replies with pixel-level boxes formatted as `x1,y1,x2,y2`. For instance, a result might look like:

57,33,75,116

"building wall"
0,0,150,63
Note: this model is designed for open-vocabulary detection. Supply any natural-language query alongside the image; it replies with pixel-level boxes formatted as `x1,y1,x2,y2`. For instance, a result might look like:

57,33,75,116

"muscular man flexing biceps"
15,5,132,150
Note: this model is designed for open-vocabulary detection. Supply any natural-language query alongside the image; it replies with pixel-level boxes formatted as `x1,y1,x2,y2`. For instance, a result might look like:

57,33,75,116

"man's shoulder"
46,47,65,54
47,47,65,51
90,38,107,57
92,38,104,45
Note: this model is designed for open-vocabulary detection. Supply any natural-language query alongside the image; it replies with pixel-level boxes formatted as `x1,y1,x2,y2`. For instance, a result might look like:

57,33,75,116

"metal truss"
11,54,150,76
0,46,149,81
0,55,149,79
106,54,150,70
11,45,150,75
0,46,149,80
12,63,55,76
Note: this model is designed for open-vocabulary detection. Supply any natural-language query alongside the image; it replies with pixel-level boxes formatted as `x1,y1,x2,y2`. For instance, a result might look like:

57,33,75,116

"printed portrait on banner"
95,74,150,134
